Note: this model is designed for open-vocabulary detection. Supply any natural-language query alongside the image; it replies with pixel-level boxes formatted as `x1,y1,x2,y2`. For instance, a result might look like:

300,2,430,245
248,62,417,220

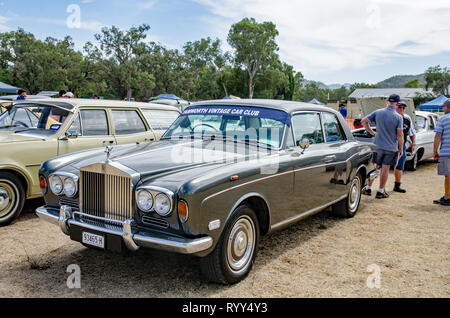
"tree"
349,82,377,92
183,37,231,98
404,78,424,88
425,65,450,95
227,18,279,99
94,24,155,100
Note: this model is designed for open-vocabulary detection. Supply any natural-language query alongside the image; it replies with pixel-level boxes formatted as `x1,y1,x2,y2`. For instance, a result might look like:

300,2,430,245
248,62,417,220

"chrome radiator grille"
80,163,134,222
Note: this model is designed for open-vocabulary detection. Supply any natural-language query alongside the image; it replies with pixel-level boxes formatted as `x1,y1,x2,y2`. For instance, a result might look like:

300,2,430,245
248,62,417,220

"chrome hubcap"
0,181,16,218
227,216,255,273
0,187,10,211
348,177,360,212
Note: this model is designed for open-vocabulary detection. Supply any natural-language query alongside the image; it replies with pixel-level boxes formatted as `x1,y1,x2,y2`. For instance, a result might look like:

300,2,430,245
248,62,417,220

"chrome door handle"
323,155,336,163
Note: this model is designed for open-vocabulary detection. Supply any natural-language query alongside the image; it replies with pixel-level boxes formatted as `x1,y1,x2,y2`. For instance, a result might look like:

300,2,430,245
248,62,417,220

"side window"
322,112,346,142
428,116,435,130
69,115,82,135
111,110,147,135
141,109,180,131
291,113,324,145
80,110,109,136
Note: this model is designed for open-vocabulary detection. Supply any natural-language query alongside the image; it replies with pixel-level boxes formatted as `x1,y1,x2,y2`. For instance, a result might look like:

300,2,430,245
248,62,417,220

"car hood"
0,130,44,143
65,139,271,180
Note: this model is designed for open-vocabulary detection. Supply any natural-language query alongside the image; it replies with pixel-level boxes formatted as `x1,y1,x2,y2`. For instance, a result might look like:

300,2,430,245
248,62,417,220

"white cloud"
0,15,9,31
138,0,157,9
34,18,105,32
195,0,450,77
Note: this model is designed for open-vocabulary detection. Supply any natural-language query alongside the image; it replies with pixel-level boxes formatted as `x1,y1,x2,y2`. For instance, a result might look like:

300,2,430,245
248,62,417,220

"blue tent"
418,95,448,112
0,81,20,94
149,94,180,101
308,98,324,105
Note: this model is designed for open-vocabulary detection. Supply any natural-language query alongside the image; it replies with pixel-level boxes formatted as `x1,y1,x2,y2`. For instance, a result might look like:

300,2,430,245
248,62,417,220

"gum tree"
227,18,279,99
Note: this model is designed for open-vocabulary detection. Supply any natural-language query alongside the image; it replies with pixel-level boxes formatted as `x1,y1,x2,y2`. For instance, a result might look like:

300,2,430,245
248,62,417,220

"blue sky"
1,0,449,85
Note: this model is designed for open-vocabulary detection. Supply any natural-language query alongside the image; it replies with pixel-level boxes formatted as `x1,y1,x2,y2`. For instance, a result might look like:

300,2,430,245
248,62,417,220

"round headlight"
154,193,171,216
137,190,153,212
63,177,77,197
49,175,63,195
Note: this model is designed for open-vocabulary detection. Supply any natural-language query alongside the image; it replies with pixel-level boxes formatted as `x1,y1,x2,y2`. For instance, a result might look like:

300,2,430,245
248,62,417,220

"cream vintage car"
0,99,180,226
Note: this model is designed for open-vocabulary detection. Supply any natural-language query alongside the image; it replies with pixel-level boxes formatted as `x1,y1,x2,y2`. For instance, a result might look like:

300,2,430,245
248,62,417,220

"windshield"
415,115,426,132
0,104,70,133
162,105,290,148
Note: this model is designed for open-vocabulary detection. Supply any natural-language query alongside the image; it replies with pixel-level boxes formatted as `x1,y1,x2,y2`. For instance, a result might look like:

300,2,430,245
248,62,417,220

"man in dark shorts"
433,98,450,206
393,100,416,193
361,94,404,198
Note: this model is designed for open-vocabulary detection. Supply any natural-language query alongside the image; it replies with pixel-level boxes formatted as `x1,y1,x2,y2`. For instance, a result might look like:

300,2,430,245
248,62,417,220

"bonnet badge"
105,146,113,161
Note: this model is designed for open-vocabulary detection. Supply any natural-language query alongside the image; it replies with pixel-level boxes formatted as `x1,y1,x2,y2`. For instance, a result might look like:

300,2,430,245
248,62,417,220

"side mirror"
298,138,310,150
64,130,81,140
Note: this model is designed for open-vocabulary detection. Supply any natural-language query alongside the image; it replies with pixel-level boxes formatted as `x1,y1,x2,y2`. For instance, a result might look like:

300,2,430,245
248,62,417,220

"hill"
376,74,426,88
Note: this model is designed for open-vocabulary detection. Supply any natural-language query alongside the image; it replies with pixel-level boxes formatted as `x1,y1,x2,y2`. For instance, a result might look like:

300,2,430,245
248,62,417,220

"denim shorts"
396,145,407,171
375,149,398,167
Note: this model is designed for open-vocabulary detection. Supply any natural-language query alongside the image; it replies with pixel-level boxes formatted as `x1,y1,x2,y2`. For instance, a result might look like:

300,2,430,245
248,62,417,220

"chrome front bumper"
36,205,213,254
368,169,380,182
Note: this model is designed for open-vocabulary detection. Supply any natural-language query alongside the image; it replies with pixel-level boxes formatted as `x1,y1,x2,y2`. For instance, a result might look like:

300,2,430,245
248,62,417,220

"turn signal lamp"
178,200,189,223
39,176,47,194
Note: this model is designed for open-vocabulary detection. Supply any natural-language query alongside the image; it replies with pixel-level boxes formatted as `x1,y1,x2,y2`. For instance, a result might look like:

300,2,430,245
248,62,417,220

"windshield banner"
182,105,291,126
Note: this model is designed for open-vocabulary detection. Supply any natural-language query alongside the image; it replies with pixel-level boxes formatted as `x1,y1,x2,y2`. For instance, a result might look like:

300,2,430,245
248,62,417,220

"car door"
320,111,355,200
110,109,155,145
140,108,181,140
290,111,330,212
423,114,437,158
58,108,116,155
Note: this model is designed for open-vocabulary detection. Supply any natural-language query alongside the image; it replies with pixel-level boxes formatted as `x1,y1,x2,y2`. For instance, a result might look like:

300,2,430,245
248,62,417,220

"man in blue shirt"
339,103,347,118
361,94,404,199
433,98,450,206
16,89,27,100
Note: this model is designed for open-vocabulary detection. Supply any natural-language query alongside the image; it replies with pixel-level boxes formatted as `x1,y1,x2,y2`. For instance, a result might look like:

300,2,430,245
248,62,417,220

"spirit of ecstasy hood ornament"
105,146,113,161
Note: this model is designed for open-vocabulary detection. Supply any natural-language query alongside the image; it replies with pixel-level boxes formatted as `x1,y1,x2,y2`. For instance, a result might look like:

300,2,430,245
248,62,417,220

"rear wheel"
0,172,26,226
200,204,259,284
332,172,362,218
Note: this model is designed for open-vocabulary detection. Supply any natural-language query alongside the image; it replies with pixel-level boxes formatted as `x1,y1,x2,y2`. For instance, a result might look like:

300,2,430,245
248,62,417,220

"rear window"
141,109,180,131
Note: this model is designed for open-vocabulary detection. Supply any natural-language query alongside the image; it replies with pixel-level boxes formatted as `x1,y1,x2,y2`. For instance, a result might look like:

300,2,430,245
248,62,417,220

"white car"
351,110,439,171
407,110,439,170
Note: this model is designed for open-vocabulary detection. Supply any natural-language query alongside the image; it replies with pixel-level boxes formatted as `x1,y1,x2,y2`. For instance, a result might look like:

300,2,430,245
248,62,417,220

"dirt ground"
0,159,449,298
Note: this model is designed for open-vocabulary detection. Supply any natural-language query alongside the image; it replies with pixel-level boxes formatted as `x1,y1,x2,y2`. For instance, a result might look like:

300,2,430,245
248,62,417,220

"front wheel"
0,172,26,226
332,172,362,218
405,154,418,171
200,205,260,284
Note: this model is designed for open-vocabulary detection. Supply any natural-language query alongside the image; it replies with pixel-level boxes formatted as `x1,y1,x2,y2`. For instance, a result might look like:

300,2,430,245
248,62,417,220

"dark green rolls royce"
37,99,378,284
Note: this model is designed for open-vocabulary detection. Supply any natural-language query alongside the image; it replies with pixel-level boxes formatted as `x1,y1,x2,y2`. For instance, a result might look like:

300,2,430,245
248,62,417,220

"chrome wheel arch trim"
224,192,271,231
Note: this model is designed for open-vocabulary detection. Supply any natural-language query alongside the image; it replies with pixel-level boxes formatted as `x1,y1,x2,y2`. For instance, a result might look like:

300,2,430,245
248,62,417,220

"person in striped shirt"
433,98,450,206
